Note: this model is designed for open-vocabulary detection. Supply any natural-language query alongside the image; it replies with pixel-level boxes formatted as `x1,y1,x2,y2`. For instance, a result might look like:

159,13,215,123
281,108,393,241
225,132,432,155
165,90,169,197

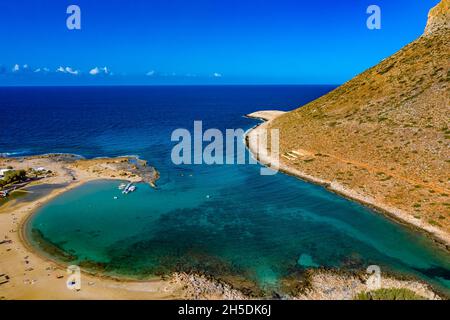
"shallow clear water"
1,86,449,295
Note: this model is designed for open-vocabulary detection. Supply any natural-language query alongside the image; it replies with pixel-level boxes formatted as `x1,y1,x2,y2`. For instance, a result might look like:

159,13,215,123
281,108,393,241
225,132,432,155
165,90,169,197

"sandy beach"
245,111,450,249
0,154,189,299
0,154,262,300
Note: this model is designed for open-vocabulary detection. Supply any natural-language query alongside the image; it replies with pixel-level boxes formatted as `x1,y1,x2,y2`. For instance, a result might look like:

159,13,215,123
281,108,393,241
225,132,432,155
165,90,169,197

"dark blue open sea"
0,86,449,295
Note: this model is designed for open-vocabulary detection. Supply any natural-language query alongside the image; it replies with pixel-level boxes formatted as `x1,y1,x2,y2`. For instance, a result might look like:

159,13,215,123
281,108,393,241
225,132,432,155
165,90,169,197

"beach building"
0,169,12,178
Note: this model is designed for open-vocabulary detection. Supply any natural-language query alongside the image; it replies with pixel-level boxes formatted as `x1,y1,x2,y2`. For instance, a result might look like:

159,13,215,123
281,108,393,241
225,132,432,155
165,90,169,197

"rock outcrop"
424,0,450,35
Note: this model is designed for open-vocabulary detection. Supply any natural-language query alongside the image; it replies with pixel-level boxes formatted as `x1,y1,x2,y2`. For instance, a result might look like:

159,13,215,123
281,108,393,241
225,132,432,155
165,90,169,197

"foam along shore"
245,111,450,249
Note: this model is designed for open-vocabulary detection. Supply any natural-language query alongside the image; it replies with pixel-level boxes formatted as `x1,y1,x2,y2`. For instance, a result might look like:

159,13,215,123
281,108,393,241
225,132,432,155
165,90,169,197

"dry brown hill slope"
267,0,450,244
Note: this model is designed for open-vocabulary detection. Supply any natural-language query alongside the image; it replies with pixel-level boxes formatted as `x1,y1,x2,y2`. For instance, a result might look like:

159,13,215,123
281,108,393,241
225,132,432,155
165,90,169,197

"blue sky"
0,0,439,85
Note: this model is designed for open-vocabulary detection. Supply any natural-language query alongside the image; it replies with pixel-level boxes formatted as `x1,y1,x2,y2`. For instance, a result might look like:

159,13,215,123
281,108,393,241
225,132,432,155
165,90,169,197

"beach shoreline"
0,152,446,300
0,154,186,299
244,111,450,250
0,154,260,300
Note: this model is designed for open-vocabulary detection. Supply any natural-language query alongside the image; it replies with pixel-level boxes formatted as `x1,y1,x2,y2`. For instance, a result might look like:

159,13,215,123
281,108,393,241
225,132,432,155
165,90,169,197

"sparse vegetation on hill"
268,0,450,242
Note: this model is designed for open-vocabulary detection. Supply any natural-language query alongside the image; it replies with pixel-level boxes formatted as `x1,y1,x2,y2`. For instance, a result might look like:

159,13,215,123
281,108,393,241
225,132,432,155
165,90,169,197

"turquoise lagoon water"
28,175,450,294
0,86,448,295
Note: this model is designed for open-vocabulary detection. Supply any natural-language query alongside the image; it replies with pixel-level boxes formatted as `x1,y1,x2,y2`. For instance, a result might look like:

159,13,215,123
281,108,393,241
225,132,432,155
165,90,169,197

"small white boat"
122,183,136,194
118,183,127,190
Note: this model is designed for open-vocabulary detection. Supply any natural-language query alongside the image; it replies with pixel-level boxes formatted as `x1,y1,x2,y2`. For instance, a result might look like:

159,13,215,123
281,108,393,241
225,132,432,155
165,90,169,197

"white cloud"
34,67,50,73
89,67,100,75
146,70,155,76
65,67,79,75
89,66,109,76
56,66,80,75
11,64,32,73
213,72,222,78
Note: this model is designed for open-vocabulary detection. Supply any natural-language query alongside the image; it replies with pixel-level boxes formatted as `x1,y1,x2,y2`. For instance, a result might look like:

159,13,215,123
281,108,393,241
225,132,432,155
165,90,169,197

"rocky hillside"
268,0,450,242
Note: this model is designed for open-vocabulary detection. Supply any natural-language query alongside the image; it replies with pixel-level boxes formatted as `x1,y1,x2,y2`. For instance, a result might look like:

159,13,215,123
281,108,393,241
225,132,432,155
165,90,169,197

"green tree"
2,170,27,185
